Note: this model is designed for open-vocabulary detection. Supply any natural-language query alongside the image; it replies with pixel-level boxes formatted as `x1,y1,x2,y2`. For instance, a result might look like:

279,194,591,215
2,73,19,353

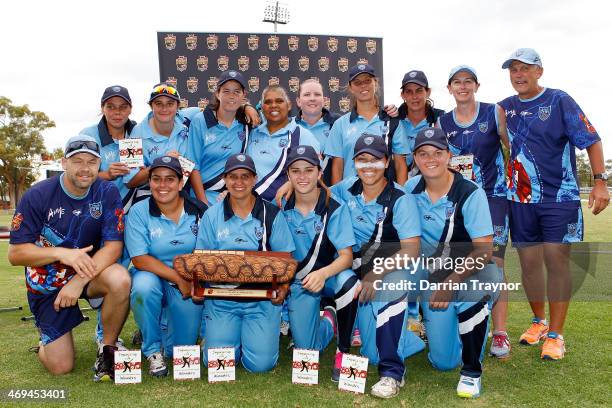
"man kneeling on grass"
8,135,130,382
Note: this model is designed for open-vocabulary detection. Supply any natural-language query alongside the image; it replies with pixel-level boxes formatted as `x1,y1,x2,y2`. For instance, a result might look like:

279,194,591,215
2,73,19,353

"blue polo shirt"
80,117,136,205
282,190,355,263
124,111,190,185
246,121,320,201
324,109,402,179
196,194,295,253
293,108,340,147
125,193,207,270
498,88,600,203
438,102,507,198
404,173,492,257
393,117,430,168
330,177,420,250
10,176,124,294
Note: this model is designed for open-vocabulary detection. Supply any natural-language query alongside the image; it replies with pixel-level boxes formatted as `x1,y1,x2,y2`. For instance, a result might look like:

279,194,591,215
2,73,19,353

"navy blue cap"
401,70,429,88
353,134,387,159
150,156,183,179
101,85,131,105
217,70,247,90
224,153,257,175
286,145,320,169
348,63,376,82
413,128,449,152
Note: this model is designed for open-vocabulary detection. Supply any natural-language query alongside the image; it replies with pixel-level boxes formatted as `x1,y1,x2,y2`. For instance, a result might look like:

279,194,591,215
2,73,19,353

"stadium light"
263,1,290,33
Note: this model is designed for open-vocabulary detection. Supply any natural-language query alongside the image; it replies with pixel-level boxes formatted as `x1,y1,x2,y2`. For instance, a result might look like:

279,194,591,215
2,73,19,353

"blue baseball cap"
149,156,183,179
224,153,257,175
286,145,320,169
448,65,478,84
353,134,387,159
217,70,247,90
101,85,131,106
401,70,429,89
413,128,449,152
348,63,376,82
501,48,542,69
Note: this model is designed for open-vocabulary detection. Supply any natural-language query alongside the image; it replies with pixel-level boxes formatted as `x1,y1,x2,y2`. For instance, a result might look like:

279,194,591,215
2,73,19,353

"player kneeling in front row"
195,153,296,372
405,128,502,398
8,135,130,382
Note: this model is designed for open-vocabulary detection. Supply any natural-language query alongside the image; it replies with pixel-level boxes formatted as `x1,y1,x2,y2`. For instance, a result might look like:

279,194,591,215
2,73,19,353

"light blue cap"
501,48,542,69
448,65,478,84
64,134,101,158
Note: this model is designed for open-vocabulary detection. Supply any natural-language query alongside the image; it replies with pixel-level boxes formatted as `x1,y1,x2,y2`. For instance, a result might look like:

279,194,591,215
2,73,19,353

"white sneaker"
147,352,168,377
280,320,290,336
371,376,405,399
96,337,127,351
456,375,481,398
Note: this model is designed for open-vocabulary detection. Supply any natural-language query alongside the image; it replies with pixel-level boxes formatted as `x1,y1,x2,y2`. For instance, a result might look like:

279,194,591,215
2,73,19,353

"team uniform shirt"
80,117,137,207
123,111,191,185
393,117,430,168
186,107,249,202
10,176,124,294
196,194,296,288
404,173,493,258
438,102,507,198
330,177,420,252
324,109,401,179
498,88,600,203
282,191,355,268
125,193,207,271
246,121,320,201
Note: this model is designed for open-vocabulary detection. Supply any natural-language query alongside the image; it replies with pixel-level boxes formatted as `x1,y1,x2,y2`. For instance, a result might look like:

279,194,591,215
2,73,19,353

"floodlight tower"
263,1,290,33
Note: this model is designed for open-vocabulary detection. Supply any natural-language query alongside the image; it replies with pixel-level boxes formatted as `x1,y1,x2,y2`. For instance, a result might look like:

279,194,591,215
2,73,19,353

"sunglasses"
65,140,100,155
151,85,179,96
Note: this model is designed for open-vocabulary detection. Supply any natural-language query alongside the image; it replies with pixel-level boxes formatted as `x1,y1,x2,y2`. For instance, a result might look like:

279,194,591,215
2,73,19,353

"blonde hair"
297,78,324,98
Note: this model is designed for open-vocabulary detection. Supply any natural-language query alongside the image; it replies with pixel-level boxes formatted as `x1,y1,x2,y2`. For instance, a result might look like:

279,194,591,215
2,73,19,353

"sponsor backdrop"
157,32,383,114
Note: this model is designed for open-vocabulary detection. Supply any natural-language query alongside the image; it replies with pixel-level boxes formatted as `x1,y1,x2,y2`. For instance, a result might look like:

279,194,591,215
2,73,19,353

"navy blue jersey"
10,176,124,294
438,102,506,198
498,88,600,203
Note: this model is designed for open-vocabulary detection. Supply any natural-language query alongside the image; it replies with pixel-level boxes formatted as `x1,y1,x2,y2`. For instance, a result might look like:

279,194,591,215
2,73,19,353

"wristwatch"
593,173,609,181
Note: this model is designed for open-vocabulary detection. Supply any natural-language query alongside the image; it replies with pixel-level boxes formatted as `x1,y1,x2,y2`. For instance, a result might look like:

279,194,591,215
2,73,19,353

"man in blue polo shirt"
8,135,130,382
498,48,609,360
196,153,296,372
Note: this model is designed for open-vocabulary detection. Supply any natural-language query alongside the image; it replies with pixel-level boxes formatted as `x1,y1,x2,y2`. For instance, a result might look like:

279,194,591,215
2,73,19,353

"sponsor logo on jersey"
314,220,324,233
327,37,338,52
176,56,187,72
538,106,551,121
288,77,300,93
186,34,198,51
279,138,289,147
579,113,596,133
89,202,102,219
164,34,176,50
196,56,208,71
478,121,488,133
10,213,23,231
254,226,264,240
48,207,65,221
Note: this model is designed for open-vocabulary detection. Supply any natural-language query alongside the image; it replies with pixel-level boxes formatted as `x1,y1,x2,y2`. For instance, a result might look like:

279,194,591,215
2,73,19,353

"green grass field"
0,203,611,407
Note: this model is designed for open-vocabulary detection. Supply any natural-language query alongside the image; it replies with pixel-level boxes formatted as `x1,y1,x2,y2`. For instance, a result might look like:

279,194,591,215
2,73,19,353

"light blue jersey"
186,107,249,203
323,110,401,179
393,117,430,168
246,121,320,201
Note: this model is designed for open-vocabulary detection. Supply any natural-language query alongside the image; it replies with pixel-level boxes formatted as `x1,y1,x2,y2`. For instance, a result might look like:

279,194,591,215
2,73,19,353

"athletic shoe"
96,337,127,351
280,320,290,337
322,305,337,337
371,376,405,399
541,333,566,360
351,328,362,347
93,345,117,382
489,331,511,359
331,351,343,383
456,375,481,398
519,318,548,345
147,352,168,377
132,329,143,346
